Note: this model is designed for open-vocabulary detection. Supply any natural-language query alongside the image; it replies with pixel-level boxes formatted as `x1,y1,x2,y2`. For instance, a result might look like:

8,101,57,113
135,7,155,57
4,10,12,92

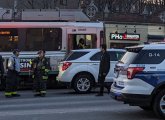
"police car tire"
153,89,165,119
73,73,93,94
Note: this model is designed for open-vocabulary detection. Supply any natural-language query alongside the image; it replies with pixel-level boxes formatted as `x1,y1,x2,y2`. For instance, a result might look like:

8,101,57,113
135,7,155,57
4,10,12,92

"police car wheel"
153,90,165,119
73,74,93,94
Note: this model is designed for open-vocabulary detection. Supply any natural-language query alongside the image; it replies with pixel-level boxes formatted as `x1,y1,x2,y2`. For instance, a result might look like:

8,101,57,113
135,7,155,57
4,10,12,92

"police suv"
111,43,165,119
57,49,125,93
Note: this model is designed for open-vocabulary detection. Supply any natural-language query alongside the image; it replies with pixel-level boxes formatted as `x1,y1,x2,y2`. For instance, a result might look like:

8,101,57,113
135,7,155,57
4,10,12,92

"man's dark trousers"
5,70,19,96
98,73,106,95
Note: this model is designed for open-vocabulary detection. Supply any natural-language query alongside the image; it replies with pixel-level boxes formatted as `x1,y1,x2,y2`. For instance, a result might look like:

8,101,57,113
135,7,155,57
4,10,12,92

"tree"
16,0,60,9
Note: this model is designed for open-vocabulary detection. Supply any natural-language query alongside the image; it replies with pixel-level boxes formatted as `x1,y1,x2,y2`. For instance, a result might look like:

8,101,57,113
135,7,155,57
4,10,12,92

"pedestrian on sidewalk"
0,55,4,84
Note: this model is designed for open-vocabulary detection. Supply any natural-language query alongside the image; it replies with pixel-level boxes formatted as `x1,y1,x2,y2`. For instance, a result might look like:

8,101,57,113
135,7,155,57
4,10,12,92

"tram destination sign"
0,28,17,36
110,33,140,41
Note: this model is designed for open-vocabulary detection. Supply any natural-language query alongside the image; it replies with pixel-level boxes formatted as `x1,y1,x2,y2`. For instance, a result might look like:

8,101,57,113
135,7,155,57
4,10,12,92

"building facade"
105,23,165,48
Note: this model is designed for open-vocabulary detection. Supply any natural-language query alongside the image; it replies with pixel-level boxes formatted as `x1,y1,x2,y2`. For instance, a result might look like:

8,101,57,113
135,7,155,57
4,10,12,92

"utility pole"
13,0,17,21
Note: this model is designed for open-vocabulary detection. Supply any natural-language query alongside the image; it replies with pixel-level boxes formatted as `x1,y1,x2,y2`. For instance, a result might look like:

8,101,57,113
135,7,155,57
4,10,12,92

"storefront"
109,33,140,48
105,23,148,49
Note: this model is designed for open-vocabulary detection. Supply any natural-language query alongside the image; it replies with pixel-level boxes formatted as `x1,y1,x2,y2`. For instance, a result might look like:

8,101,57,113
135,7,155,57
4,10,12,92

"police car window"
65,52,89,61
120,52,138,64
116,51,125,60
109,51,125,61
90,51,124,61
108,51,117,61
90,52,101,61
132,50,165,64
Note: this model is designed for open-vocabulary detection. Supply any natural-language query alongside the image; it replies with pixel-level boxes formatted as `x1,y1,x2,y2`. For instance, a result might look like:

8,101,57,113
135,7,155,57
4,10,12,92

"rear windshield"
120,52,138,64
120,47,142,64
64,51,89,61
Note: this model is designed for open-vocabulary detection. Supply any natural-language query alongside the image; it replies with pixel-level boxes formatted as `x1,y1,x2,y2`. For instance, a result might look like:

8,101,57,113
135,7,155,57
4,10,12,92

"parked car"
110,43,165,119
57,49,125,93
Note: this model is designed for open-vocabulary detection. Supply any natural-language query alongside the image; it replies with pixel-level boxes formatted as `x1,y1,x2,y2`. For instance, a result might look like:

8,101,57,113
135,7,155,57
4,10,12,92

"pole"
13,0,17,21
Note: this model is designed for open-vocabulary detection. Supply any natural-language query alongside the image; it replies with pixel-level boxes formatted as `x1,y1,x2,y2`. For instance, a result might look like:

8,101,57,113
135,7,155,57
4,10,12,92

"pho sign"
110,33,140,41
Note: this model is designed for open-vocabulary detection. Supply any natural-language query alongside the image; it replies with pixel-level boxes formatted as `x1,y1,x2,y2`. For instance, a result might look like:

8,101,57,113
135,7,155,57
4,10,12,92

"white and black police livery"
111,43,165,119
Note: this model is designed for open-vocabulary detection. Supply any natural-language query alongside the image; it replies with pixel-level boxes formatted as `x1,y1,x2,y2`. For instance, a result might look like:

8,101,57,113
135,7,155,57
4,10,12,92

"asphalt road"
0,89,160,120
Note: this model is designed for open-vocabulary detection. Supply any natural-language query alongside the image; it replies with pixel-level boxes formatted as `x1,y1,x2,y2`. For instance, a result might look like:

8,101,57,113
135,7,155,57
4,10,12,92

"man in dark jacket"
96,44,110,96
0,55,4,82
32,50,50,97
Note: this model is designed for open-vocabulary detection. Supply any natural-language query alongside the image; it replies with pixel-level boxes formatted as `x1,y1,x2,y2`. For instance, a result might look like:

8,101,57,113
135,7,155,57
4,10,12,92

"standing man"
96,44,110,96
5,49,21,98
0,55,4,83
32,50,50,97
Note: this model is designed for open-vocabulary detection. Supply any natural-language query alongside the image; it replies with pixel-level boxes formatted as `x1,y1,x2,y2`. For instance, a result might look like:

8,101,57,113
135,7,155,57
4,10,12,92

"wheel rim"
77,78,91,92
160,94,165,114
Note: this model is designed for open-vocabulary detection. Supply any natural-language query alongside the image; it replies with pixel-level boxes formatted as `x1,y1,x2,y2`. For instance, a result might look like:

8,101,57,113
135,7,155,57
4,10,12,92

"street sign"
110,33,140,41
